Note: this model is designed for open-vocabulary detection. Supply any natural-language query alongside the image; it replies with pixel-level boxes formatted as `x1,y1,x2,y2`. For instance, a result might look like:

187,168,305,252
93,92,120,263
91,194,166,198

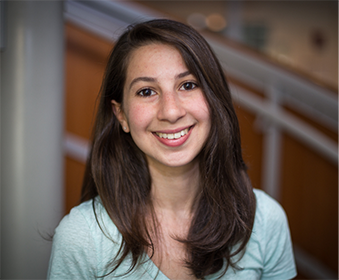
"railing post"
261,84,283,200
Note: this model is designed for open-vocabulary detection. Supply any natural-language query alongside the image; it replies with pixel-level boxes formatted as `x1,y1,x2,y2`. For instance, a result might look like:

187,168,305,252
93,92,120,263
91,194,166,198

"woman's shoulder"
48,198,123,279
251,188,292,249
63,199,98,225
57,199,99,231
56,198,120,239
247,189,296,279
252,188,288,227
52,198,123,260
207,189,296,280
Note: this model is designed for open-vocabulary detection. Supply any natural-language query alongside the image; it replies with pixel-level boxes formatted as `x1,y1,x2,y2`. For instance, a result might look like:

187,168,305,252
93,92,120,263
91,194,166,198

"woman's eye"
137,88,156,97
180,82,197,91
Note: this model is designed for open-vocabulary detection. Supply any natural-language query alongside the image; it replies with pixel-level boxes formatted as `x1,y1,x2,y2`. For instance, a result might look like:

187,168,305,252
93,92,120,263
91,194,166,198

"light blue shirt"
48,189,297,279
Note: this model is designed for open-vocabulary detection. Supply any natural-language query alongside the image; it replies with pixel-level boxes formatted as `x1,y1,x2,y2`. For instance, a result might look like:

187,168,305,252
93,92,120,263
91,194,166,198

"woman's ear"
111,100,130,133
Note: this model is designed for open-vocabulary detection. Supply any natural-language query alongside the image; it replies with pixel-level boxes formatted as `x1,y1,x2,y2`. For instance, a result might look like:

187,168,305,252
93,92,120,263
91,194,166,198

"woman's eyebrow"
128,77,156,90
176,70,191,79
128,71,192,90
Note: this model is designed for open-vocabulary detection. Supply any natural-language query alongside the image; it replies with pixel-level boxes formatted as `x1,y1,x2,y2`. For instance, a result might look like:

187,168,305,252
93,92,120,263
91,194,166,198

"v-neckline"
142,253,170,280
141,253,221,280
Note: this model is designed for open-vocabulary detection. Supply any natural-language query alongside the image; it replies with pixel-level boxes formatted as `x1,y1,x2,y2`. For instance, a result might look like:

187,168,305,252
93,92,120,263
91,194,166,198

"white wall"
1,1,64,278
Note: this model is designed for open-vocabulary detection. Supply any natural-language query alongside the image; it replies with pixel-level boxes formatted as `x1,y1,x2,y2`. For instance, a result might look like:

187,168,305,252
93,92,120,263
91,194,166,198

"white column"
1,1,64,278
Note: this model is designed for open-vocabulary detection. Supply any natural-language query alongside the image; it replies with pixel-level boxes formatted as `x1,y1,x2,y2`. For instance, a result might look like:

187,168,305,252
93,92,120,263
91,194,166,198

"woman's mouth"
153,126,193,147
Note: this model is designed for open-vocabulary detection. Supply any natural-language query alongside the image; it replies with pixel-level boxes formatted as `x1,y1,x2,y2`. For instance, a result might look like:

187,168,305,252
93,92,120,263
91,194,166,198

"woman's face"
112,43,211,170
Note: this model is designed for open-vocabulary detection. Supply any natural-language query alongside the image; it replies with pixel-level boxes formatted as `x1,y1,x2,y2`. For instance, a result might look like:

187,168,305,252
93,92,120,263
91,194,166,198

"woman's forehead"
125,44,189,83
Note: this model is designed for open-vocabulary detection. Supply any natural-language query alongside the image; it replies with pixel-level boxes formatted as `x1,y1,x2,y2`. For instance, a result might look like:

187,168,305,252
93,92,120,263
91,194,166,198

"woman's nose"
157,92,186,123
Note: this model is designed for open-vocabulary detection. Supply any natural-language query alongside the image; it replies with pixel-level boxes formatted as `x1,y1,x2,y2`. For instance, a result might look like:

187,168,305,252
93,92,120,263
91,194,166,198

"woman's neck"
148,158,201,216
146,158,201,280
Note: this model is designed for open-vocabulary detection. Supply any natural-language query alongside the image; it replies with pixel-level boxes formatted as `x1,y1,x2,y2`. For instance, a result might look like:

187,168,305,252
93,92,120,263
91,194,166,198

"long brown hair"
81,19,256,279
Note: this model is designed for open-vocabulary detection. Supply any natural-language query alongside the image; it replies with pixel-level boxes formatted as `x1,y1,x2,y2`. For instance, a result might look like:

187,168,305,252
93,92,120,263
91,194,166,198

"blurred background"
1,0,337,279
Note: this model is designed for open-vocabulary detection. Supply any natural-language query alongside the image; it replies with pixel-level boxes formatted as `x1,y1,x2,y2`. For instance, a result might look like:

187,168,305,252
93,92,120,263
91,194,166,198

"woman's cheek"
128,104,152,128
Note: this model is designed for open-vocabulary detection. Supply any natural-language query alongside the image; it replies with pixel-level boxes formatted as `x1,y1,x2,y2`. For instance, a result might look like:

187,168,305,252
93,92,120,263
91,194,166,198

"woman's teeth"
156,128,189,139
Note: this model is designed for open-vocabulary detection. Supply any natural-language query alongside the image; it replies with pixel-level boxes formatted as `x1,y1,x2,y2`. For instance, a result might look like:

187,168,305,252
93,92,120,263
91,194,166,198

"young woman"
48,19,296,280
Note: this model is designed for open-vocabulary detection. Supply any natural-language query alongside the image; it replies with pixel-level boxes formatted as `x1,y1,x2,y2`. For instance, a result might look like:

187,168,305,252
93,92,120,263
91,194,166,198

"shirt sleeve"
47,207,97,280
258,191,297,280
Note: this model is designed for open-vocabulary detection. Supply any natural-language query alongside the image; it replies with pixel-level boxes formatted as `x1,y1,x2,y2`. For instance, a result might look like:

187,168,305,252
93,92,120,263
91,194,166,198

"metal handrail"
231,85,338,164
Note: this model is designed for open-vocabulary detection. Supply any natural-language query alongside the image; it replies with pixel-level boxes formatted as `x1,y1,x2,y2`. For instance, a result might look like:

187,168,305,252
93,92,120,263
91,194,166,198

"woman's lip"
153,125,194,147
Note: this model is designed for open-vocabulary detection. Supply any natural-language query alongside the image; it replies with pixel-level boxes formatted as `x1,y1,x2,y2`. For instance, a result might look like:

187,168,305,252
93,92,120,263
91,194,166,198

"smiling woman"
48,19,297,280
